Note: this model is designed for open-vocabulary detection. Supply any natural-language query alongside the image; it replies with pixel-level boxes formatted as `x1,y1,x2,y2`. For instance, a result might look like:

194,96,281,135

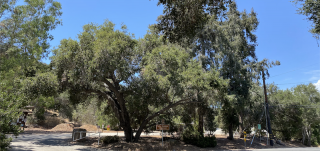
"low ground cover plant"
101,135,120,145
182,127,217,148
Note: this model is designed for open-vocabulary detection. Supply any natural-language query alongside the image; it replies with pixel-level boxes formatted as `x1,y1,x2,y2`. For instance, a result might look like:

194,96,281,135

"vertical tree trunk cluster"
302,125,311,146
118,106,133,142
238,113,243,138
228,123,234,140
198,106,204,135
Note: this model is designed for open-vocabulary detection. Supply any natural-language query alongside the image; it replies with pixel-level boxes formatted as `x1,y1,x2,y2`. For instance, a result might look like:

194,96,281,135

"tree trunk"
307,125,311,146
119,110,133,142
198,107,204,135
119,94,197,142
228,123,234,140
302,128,306,145
123,124,133,142
308,134,311,146
122,113,133,142
108,98,133,142
133,97,199,142
197,92,204,136
116,98,133,142
133,120,149,142
238,113,243,138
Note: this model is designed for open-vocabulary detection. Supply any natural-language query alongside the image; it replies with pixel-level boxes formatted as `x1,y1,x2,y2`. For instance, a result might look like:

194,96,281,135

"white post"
80,132,82,139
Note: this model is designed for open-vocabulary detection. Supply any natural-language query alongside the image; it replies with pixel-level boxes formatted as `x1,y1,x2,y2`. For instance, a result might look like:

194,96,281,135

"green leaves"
22,72,58,101
0,73,24,150
156,0,232,43
142,44,189,88
1,0,62,60
292,0,320,40
51,20,138,87
267,83,320,142
0,1,62,145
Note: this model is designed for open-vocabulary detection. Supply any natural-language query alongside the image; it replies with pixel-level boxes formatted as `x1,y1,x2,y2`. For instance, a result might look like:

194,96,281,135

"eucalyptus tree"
40,21,228,142
188,1,280,139
188,1,259,139
155,0,279,139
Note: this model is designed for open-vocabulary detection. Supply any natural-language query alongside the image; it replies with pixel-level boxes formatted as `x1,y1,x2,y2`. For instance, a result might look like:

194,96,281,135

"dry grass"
44,116,62,128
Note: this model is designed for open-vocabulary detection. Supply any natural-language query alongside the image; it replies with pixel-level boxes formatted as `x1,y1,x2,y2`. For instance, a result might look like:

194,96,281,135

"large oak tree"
33,21,228,142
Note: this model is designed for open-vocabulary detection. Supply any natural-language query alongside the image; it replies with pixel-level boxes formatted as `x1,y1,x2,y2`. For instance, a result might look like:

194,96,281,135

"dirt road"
9,133,95,151
7,130,318,151
8,131,162,151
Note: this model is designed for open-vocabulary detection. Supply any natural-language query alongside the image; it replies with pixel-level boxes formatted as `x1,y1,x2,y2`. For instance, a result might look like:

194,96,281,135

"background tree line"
1,0,319,149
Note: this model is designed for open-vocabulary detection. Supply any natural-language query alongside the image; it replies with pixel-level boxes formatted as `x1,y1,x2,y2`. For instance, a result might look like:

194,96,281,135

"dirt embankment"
80,124,99,132
51,123,74,132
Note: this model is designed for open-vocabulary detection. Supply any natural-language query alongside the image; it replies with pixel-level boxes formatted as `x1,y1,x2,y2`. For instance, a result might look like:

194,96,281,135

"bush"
183,134,217,148
182,126,217,148
101,135,119,144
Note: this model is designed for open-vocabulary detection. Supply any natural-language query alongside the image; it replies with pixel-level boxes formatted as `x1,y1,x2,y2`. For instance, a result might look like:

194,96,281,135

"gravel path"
8,131,162,151
9,133,94,151
8,130,319,151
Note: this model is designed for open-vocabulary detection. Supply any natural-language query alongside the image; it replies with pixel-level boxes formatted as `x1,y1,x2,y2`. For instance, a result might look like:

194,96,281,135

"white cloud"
314,80,320,92
306,70,320,81
305,70,320,74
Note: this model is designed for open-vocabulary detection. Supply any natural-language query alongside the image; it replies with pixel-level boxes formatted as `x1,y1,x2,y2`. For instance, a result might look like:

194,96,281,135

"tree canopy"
43,21,228,142
2,0,320,149
292,0,320,41
156,0,232,43
0,0,62,149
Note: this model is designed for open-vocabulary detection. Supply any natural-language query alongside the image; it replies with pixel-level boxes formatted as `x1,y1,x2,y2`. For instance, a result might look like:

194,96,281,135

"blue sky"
40,0,319,91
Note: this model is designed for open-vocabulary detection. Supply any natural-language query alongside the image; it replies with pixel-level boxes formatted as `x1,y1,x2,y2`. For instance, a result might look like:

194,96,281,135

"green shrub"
183,135,217,148
182,126,217,148
101,135,119,144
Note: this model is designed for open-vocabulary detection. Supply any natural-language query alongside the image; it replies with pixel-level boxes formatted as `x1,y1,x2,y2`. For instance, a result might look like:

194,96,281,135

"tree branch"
145,94,199,125
145,123,157,129
82,88,121,111
133,93,202,141
111,72,120,90
103,79,117,92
